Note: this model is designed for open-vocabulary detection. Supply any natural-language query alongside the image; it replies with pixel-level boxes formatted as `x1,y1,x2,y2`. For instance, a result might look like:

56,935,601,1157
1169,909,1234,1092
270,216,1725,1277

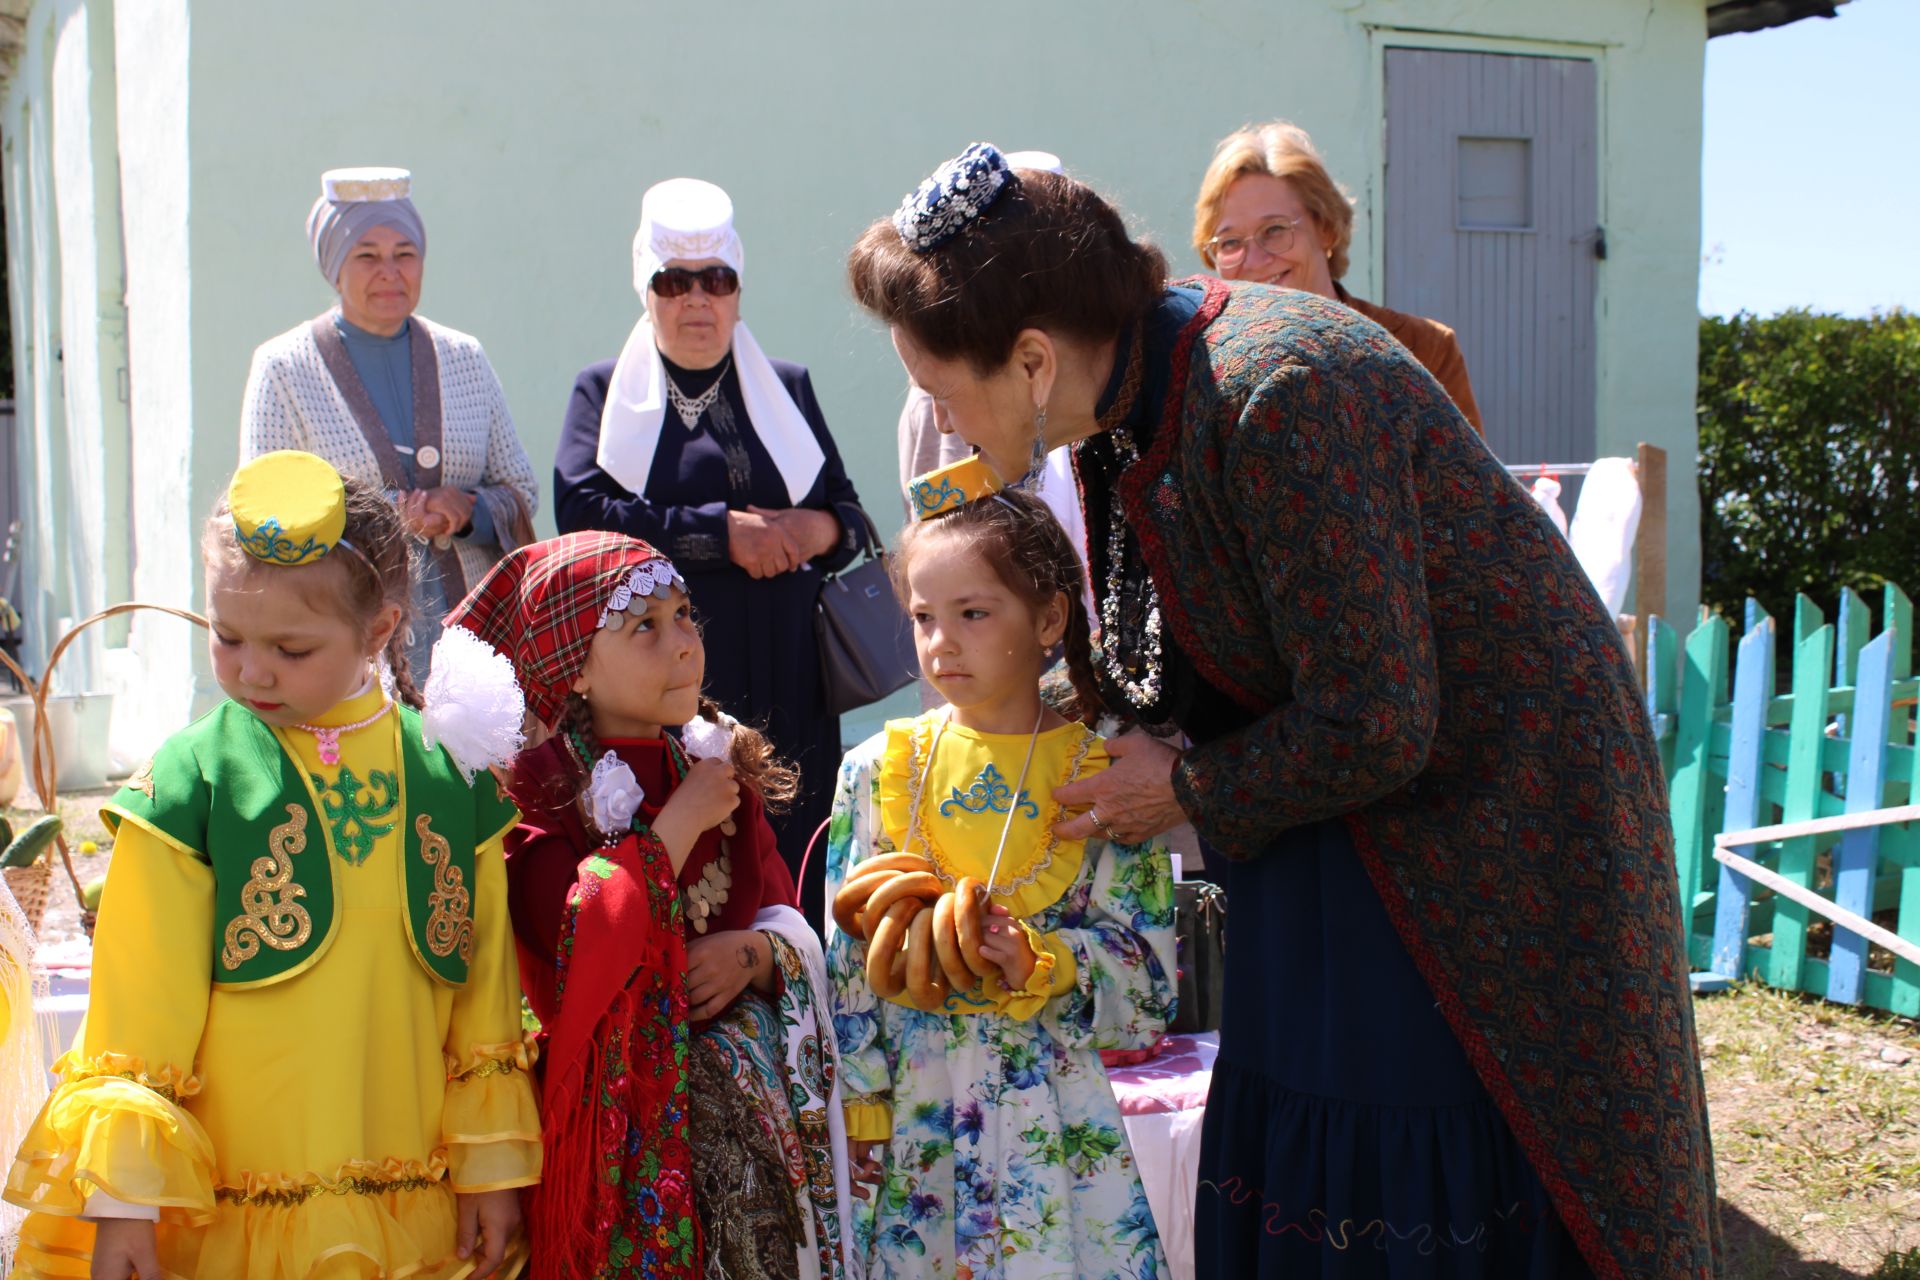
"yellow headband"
907,455,1005,521
229,451,350,567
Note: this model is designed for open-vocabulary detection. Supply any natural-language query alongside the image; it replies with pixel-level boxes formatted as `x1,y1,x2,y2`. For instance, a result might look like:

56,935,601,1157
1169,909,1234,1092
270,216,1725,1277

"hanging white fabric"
1567,457,1642,615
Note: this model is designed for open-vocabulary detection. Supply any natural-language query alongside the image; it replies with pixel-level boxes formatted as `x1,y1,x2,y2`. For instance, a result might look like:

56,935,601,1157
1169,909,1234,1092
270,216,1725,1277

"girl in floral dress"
442,531,853,1280
827,469,1176,1280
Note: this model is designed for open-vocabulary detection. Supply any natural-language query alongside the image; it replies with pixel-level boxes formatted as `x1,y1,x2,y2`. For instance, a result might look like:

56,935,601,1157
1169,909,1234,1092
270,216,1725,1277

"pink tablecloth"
1108,1033,1217,1280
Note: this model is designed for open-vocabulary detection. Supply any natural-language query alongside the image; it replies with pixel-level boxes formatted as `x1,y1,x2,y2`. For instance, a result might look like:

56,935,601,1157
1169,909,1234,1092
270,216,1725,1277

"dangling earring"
1012,404,1049,492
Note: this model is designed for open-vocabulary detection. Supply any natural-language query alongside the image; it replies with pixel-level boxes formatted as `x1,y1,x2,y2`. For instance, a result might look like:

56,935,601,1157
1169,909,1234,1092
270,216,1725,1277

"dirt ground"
9,787,1920,1276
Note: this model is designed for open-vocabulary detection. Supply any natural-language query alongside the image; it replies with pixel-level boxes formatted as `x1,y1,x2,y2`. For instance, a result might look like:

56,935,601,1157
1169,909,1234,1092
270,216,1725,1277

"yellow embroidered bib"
877,713,1108,920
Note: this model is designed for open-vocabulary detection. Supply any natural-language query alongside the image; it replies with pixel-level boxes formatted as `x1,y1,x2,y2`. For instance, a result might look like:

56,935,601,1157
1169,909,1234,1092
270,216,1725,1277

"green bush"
1872,1247,1920,1280
1697,310,1920,623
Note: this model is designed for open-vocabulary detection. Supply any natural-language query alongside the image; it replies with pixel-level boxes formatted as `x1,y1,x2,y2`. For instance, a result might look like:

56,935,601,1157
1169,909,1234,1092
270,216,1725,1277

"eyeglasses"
649,265,740,298
1207,218,1300,268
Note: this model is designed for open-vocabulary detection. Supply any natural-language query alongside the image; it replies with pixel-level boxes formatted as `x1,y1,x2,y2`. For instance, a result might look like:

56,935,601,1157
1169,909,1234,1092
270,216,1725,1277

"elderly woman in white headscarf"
240,166,539,682
554,177,865,930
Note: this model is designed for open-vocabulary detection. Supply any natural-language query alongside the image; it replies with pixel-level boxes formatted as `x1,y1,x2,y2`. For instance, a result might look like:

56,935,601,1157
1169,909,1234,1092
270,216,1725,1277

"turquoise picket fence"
1648,586,1920,1016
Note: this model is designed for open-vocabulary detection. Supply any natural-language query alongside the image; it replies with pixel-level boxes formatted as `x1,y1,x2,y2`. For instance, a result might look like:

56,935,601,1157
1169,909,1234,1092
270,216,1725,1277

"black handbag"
815,507,919,715
1169,879,1228,1034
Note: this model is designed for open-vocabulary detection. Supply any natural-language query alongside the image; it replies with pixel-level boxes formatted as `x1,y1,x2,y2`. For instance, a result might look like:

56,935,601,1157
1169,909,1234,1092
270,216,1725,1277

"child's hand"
90,1218,160,1280
847,1139,884,1201
455,1187,522,1279
979,904,1038,989
686,929,772,1020
652,757,740,873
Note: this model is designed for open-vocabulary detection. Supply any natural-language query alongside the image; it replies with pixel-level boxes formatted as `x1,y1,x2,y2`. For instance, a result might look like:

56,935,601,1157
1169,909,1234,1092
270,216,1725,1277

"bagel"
865,897,921,999
832,868,897,937
930,891,977,993
860,871,946,934
850,852,936,878
954,876,995,978
905,910,951,1011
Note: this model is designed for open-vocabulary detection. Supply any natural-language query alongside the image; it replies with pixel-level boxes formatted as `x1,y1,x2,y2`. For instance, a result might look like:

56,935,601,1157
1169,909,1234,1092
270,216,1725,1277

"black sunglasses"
649,265,740,299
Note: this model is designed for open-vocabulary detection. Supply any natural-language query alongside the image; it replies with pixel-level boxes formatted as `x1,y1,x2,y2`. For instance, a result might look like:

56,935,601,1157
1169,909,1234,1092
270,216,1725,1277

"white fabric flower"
420,627,527,782
680,712,736,762
588,751,647,838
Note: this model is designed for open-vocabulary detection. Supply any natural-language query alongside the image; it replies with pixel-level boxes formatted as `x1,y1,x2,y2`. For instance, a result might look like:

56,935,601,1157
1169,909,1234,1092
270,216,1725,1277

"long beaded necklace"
1078,325,1167,717
664,353,735,429
293,698,393,767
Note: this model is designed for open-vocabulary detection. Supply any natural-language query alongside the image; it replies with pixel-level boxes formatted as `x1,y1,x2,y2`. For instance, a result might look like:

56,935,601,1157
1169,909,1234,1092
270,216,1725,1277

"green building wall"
8,0,1709,755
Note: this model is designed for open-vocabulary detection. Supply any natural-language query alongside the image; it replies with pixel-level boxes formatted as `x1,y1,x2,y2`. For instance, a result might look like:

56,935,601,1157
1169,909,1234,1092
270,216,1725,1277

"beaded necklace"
1077,325,1167,718
292,698,393,767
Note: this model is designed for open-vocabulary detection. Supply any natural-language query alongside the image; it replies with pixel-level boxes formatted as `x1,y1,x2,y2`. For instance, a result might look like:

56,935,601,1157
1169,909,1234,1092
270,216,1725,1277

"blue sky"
1699,0,1918,317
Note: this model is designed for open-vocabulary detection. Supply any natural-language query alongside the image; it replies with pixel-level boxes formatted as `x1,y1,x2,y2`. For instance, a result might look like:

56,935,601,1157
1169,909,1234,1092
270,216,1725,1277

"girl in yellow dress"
828,466,1175,1280
4,451,540,1279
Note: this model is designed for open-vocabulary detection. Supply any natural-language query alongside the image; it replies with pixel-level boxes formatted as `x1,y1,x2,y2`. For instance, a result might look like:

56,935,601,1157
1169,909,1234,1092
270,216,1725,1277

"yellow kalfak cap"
229,451,349,567
907,454,1004,522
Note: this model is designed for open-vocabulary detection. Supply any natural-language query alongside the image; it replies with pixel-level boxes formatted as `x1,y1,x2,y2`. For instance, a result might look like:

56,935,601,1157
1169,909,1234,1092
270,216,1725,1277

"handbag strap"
840,504,885,564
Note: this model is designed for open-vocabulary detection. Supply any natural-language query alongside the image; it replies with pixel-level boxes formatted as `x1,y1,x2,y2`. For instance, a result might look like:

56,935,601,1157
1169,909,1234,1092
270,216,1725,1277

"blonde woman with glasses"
1194,121,1484,433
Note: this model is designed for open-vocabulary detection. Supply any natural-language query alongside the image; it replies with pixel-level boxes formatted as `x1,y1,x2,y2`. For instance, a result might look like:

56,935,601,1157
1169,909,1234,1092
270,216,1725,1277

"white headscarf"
597,178,824,505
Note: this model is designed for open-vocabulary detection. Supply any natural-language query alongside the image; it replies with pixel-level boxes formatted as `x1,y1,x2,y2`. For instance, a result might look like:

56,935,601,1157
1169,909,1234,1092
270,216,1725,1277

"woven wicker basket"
2,860,51,933
0,604,206,938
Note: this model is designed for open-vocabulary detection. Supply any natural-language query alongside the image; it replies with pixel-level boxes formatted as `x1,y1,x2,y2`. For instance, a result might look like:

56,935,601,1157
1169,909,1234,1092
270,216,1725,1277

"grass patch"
1700,981,1920,1275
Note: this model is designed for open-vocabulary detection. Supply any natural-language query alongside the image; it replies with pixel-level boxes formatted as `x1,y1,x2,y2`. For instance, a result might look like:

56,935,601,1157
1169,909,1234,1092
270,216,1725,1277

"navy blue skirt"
1193,818,1594,1278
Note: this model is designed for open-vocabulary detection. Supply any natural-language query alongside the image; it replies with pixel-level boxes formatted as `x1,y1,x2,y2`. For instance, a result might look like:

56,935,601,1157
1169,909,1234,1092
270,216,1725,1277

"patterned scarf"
525,830,700,1280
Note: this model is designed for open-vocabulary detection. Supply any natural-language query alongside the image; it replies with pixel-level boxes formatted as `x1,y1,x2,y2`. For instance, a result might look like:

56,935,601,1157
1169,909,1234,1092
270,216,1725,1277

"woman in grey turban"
240,166,539,684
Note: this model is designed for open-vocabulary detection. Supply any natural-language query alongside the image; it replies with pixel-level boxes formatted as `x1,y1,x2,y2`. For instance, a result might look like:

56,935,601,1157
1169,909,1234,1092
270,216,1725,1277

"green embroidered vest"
104,701,519,990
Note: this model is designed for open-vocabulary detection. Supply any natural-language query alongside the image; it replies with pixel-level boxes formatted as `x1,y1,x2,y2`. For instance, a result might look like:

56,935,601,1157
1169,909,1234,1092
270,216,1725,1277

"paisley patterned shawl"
1123,278,1718,1280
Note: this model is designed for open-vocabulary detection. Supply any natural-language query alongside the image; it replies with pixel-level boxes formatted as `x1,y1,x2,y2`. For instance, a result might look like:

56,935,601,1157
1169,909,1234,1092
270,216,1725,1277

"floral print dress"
827,714,1177,1280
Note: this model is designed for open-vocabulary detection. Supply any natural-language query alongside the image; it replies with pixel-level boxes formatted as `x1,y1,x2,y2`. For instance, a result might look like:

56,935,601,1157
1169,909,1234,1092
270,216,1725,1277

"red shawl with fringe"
508,742,699,1280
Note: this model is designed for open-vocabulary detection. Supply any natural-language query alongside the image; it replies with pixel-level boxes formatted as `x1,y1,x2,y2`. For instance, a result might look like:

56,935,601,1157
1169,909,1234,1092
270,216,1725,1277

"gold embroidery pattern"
220,805,314,971
450,1056,520,1082
215,1172,439,1207
417,814,473,962
127,757,156,801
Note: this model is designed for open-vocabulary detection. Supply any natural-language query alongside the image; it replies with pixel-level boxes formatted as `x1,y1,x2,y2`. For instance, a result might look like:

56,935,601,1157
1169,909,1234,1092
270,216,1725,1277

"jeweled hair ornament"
893,142,1017,254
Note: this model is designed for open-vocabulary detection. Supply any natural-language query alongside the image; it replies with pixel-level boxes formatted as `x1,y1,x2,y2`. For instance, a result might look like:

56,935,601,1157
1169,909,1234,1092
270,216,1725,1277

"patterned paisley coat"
1136,278,1718,1279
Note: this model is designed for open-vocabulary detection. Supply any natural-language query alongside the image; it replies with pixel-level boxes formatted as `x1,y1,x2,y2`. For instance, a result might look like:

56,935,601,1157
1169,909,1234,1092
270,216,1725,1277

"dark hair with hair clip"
203,473,423,707
558,692,800,817
891,486,1102,723
848,170,1168,374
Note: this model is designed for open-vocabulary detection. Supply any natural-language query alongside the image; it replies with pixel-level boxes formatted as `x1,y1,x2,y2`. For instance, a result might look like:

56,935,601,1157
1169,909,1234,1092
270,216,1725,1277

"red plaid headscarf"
443,531,684,728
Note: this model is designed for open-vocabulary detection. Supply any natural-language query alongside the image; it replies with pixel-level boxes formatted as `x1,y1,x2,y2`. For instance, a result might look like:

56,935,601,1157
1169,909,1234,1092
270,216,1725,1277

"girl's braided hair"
559,692,798,813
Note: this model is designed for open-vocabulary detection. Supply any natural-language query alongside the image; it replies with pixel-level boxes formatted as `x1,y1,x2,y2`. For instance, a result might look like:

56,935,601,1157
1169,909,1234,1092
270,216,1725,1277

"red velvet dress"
501,734,799,1280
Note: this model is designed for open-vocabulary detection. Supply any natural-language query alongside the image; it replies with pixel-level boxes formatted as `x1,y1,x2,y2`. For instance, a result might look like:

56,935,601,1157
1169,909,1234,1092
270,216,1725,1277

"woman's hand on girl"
1052,732,1186,845
847,1139,884,1200
89,1218,160,1280
455,1187,522,1278
652,757,740,874
979,903,1039,988
686,928,775,1020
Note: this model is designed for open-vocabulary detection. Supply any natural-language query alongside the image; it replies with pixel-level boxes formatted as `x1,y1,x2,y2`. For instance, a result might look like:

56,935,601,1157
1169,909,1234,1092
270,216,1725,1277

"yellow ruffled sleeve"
842,1099,893,1144
440,832,541,1193
4,820,217,1221
994,924,1078,1022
